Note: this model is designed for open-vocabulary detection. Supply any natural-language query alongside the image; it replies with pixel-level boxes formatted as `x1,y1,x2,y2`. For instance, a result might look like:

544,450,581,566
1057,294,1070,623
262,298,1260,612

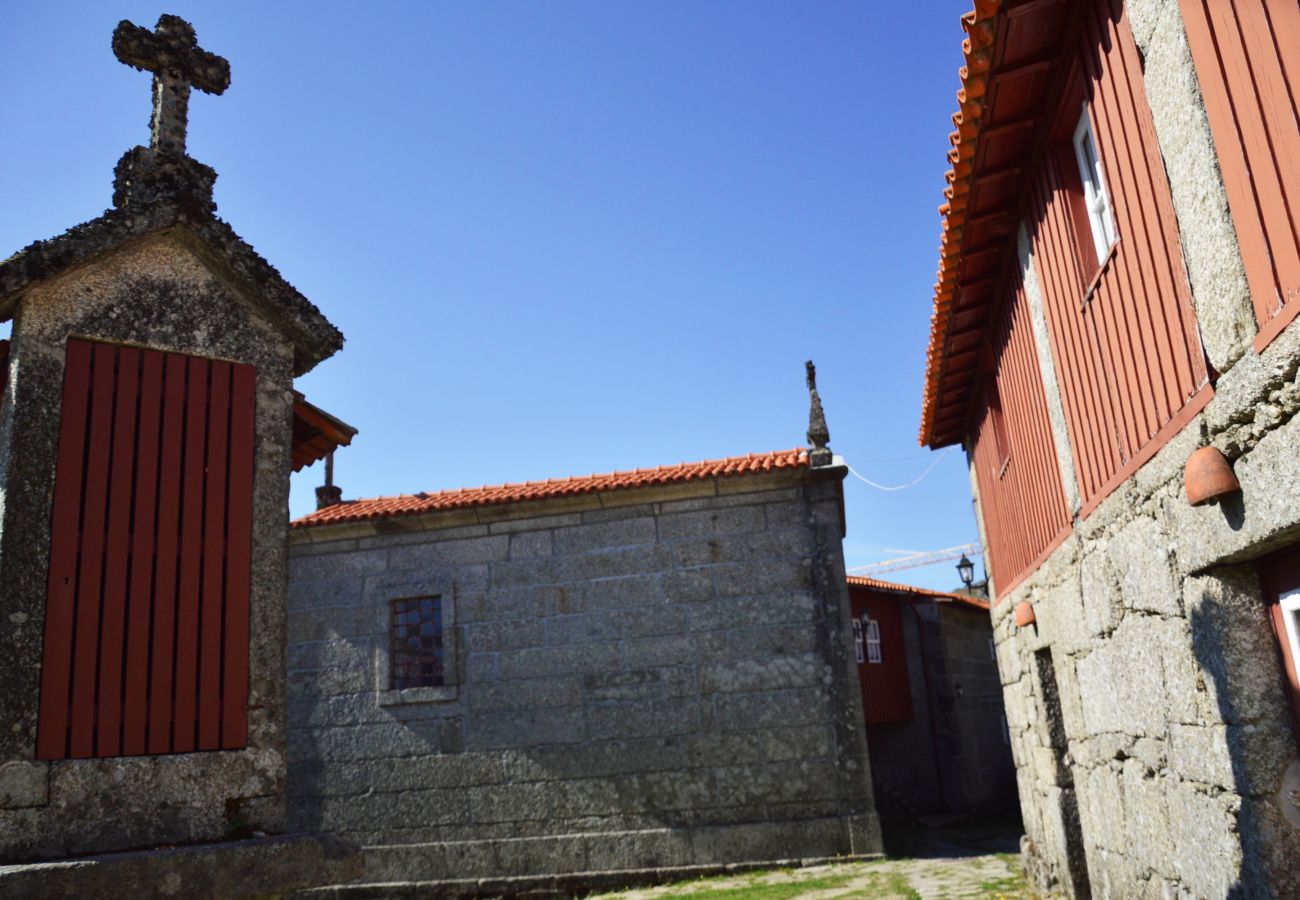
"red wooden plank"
1236,0,1300,284
198,361,231,751
1115,7,1210,391
68,343,117,758
1207,0,1300,307
173,356,209,753
223,364,256,749
1079,19,1159,450
95,346,140,757
122,351,164,755
36,339,94,761
1033,164,1102,499
1085,11,1174,433
148,353,187,754
1111,5,1202,404
1263,0,1300,124
1178,0,1285,324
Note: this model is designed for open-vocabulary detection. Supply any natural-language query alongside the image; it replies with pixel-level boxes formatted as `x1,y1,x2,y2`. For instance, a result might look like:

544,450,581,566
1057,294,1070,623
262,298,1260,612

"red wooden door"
36,338,256,760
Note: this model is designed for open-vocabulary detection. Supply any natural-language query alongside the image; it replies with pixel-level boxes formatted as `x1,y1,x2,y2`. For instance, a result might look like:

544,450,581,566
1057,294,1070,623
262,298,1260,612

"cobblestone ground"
589,828,1032,900
587,854,1028,900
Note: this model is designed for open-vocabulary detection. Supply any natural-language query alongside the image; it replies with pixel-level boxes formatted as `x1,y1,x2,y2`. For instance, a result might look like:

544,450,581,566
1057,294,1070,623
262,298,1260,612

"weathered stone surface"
0,832,361,900
287,470,880,887
0,764,45,811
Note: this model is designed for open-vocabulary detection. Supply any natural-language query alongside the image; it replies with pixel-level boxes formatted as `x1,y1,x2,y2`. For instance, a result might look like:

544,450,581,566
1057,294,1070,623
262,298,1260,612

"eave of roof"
918,0,1072,448
292,448,811,528
846,574,990,611
0,197,343,377
292,392,358,472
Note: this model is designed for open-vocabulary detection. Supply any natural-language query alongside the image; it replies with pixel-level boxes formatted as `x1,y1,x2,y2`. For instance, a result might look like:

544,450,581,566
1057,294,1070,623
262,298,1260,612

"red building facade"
920,1,1300,895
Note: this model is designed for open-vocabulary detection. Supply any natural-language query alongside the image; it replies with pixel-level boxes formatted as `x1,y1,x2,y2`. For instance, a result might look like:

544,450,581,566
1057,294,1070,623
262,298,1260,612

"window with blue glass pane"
390,596,444,689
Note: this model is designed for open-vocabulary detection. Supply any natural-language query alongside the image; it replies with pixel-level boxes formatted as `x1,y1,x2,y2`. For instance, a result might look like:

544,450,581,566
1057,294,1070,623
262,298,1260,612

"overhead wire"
843,445,955,492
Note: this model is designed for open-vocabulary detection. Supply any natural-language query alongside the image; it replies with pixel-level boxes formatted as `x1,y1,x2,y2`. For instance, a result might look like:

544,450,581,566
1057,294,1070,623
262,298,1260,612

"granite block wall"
286,467,880,888
979,3,1300,894
0,238,299,861
865,599,1016,826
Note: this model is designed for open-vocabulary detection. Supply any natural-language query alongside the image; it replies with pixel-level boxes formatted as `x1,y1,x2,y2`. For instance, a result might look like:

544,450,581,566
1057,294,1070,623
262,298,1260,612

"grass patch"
652,872,855,899
977,855,1029,897
883,870,921,899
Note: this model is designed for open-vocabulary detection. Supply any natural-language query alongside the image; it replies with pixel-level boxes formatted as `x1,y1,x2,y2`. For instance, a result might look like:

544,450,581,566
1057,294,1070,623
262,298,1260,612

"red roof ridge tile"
293,447,811,529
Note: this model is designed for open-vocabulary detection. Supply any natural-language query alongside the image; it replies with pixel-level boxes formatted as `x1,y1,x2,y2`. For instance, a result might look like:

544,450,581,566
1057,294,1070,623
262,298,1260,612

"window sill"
377,685,458,706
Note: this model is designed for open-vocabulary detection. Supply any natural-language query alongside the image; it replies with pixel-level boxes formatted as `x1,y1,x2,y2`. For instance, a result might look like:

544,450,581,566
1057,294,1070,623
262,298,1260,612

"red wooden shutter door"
36,338,256,760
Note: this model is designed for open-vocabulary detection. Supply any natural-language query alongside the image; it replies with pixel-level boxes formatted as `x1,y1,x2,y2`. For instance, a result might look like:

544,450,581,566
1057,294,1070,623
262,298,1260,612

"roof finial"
806,360,832,467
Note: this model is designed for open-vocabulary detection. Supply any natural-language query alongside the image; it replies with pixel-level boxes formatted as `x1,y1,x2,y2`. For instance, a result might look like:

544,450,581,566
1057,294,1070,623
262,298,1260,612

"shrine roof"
292,448,811,528
0,197,344,378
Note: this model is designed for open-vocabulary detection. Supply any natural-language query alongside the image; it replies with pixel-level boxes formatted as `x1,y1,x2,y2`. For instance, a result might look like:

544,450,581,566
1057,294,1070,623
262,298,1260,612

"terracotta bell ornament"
1184,446,1241,506
1014,601,1036,628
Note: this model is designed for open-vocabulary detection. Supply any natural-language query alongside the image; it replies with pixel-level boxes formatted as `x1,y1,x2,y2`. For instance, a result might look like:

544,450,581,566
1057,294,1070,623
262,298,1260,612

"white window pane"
1073,108,1117,262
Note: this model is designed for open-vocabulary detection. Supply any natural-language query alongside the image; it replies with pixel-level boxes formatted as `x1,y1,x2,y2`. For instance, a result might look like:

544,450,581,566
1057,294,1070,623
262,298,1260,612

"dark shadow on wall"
1187,564,1300,899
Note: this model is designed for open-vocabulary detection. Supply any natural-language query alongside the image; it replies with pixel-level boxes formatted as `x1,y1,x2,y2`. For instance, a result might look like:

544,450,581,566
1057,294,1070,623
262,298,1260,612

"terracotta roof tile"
846,574,990,611
293,448,810,529
920,0,1000,448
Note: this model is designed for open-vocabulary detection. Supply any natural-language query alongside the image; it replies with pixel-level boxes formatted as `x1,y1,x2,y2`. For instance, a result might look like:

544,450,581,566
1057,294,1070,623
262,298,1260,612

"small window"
865,619,882,664
1072,107,1118,264
852,618,865,664
989,638,997,662
389,596,444,689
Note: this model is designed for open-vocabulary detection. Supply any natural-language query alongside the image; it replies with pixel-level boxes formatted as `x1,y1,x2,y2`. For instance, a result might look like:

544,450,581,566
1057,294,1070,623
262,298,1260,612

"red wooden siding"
1028,1,1210,516
849,586,914,726
1179,0,1300,348
36,338,256,760
970,267,1071,594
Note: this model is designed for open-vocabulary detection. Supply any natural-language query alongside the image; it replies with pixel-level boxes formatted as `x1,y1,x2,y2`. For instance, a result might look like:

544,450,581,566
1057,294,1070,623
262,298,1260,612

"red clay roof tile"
293,448,810,529
846,574,990,611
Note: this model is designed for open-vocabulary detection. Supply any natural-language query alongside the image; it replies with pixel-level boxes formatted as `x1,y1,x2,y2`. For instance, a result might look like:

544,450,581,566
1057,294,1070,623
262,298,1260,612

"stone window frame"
365,570,458,706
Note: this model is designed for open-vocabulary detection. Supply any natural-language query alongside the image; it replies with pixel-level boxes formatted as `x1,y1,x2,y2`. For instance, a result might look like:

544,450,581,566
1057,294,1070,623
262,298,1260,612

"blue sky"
0,1,982,591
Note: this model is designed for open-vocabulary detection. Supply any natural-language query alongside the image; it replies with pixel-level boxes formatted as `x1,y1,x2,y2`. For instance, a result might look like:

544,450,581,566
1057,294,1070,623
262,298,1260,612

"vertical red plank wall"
970,269,1071,596
35,338,256,760
1178,0,1300,349
1027,1,1210,518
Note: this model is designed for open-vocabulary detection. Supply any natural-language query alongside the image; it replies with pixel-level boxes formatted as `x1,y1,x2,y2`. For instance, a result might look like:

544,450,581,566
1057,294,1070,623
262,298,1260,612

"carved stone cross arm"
112,14,230,156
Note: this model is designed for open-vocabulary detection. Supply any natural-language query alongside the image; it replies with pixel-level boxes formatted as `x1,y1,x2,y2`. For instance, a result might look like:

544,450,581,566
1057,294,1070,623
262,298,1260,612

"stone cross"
112,15,230,157
806,360,832,467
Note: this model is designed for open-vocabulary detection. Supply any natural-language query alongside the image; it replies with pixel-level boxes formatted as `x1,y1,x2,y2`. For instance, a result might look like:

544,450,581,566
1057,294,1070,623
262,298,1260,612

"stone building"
285,443,882,894
919,0,1300,896
0,15,358,896
846,577,1016,831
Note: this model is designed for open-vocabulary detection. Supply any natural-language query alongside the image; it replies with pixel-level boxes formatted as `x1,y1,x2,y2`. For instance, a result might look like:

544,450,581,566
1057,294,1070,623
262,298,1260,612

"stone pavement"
588,854,1028,899
589,827,1032,900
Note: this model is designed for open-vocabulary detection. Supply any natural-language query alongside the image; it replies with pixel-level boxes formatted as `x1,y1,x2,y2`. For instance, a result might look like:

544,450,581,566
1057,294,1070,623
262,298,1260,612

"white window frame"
1072,106,1118,264
865,619,882,665
1281,589,1300,678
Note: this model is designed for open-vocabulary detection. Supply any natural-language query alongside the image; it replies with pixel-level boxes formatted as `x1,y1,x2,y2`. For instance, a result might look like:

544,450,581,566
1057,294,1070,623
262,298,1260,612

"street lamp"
956,553,975,588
